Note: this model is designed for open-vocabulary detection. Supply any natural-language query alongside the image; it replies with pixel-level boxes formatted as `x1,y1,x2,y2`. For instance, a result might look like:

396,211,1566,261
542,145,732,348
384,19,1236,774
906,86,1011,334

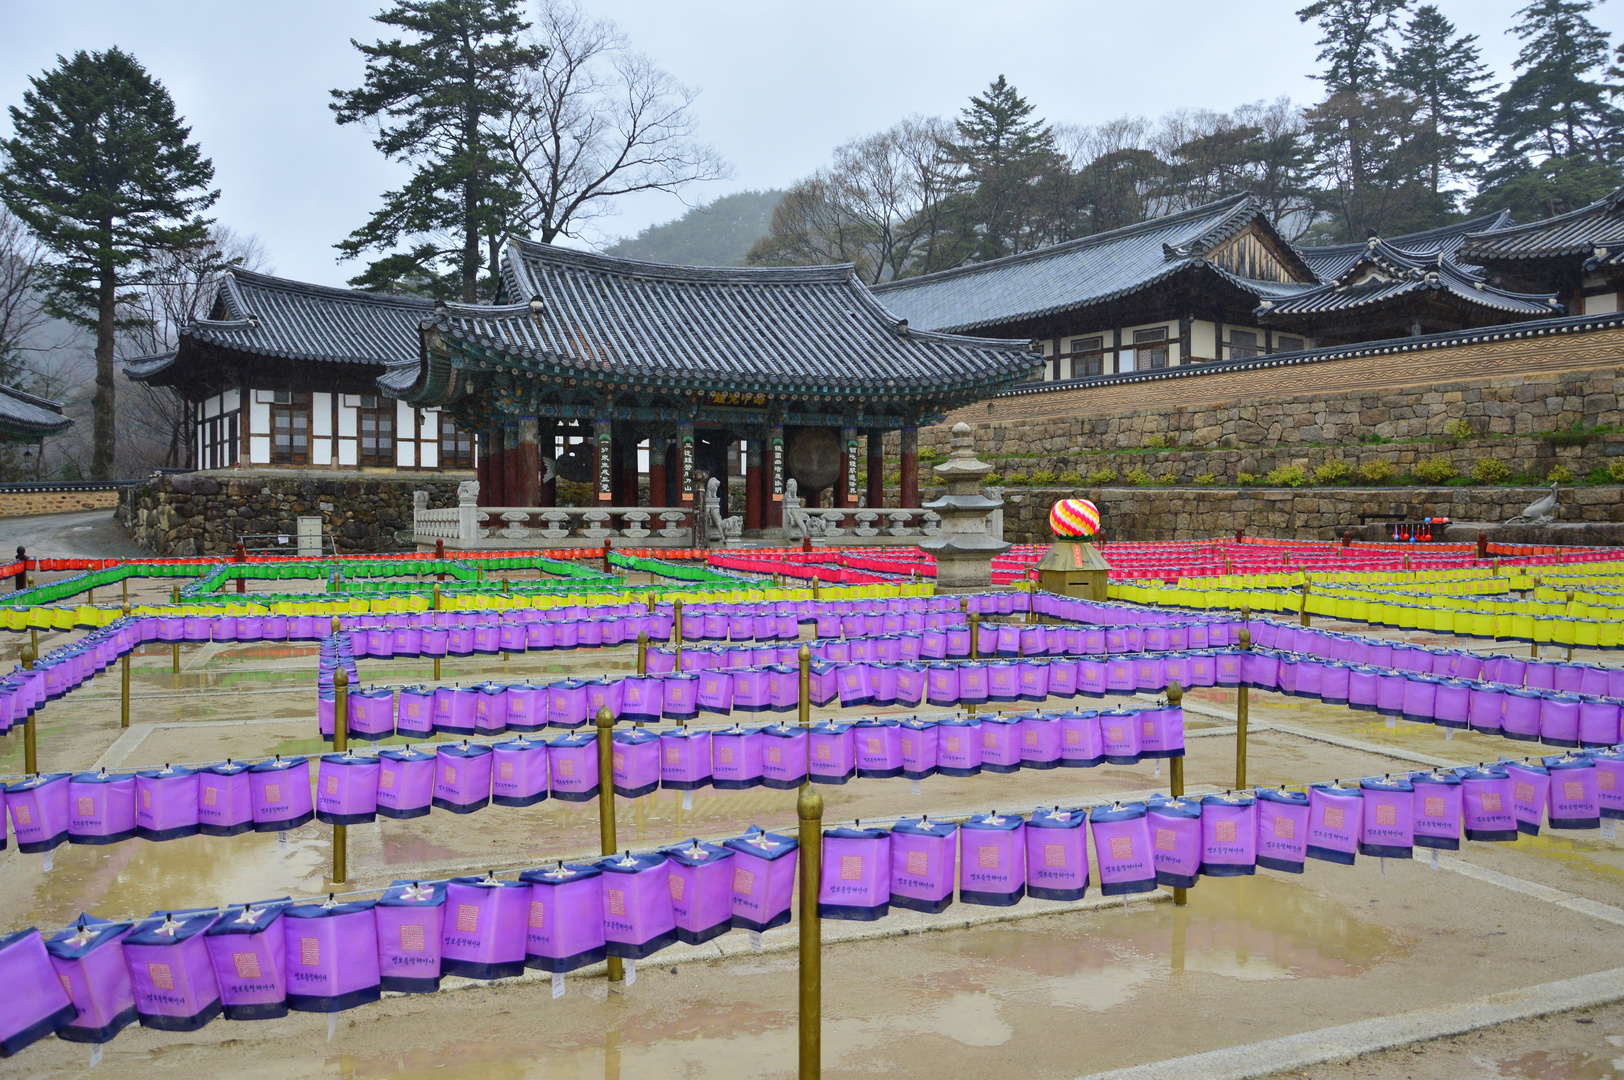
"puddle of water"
1499,1049,1619,1080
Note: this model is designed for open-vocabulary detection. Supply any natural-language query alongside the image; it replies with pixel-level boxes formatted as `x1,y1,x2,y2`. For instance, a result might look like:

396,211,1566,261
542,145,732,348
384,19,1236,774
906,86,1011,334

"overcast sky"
4,0,1618,287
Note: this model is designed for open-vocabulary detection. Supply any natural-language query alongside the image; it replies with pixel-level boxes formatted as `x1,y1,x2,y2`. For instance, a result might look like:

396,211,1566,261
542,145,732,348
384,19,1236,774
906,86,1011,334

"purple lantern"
0,929,76,1055
723,827,800,932
68,769,137,846
5,773,71,854
1089,804,1157,896
660,727,714,791
819,826,891,920
1099,710,1143,765
1594,750,1624,820
889,818,957,913
491,737,551,807
204,903,290,1020
661,840,737,944
1147,798,1201,888
621,676,664,723
1058,711,1104,768
474,684,510,737
1200,793,1259,875
1254,788,1310,873
1458,766,1519,842
1409,771,1462,851
519,863,607,973
853,719,903,779
959,813,1027,906
936,716,984,776
433,686,478,737
1544,755,1599,830
283,901,380,1012
547,732,600,802
377,747,435,819
124,911,222,1031
1504,758,1550,835
1025,807,1088,901
47,917,139,1041
376,881,446,993
712,726,766,790
396,687,435,740
596,852,679,960
761,725,809,789
547,679,589,729
505,684,547,734
315,753,379,826
979,714,1023,773
612,728,662,799
197,762,255,837
441,876,530,980
349,687,397,741
899,719,939,780
1306,783,1362,864
808,722,856,785
432,741,494,814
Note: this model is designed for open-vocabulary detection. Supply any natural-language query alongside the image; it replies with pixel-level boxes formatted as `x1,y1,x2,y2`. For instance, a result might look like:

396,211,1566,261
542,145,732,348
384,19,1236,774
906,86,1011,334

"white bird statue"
1505,482,1559,525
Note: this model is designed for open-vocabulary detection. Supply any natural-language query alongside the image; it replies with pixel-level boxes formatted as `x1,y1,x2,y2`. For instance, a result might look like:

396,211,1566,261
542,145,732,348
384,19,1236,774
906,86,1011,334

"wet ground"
3,551,1623,1077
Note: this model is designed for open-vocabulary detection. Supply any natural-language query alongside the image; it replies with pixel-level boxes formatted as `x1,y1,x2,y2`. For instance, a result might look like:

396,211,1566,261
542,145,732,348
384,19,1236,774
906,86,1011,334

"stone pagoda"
920,422,1010,591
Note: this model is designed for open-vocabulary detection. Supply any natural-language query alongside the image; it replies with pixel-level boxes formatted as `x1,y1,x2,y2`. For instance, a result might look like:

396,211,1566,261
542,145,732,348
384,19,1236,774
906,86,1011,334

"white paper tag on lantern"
327,1013,338,1042
681,791,693,811
90,1045,102,1068
1386,717,1396,729
624,958,636,986
1445,729,1454,741
278,831,288,845
910,780,921,796
1602,819,1617,840
751,931,764,953
1154,761,1161,779
552,972,565,999
41,850,52,872
1429,849,1440,870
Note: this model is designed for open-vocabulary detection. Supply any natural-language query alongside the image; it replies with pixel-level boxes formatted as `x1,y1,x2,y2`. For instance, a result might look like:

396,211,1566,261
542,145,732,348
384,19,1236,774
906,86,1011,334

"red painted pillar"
503,423,525,507
618,440,639,507
648,437,668,508
866,432,884,510
476,431,492,506
512,417,539,506
745,438,763,532
484,430,507,507
900,427,920,508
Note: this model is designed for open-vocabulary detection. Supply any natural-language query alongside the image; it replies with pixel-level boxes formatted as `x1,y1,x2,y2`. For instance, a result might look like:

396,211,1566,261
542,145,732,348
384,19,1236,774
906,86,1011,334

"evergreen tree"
1385,5,1496,220
1299,0,1412,94
0,47,216,479
948,76,1068,260
332,0,545,302
1475,0,1624,218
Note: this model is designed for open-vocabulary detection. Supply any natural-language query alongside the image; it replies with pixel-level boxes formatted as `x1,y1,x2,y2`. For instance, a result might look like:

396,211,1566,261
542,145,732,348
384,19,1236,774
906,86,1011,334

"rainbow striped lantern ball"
1049,498,1101,539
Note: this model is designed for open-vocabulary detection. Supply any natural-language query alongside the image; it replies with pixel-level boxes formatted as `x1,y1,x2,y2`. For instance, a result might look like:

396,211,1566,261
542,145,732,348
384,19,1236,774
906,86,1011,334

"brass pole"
332,664,348,885
88,587,95,606
1299,576,1311,628
21,644,36,774
798,781,824,1080
29,626,38,658
170,585,180,674
121,604,132,729
1167,681,1186,908
595,705,624,982
1236,628,1251,790
967,610,980,717
432,584,442,680
798,643,812,728
636,630,648,676
122,576,128,604
673,597,684,672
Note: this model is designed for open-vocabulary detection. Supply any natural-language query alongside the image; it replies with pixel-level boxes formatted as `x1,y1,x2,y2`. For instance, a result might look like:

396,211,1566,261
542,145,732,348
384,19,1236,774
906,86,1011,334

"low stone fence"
120,472,467,557
0,488,120,518
997,485,1624,545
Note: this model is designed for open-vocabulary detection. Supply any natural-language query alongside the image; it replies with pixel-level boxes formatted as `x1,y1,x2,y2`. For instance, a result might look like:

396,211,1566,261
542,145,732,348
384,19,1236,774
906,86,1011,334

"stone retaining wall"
119,471,468,557
0,489,119,518
997,485,1624,545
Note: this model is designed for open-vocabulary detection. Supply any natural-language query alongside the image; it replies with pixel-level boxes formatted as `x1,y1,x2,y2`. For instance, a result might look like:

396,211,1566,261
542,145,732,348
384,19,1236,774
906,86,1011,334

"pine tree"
332,0,545,302
1475,0,1624,218
1385,5,1496,221
949,76,1067,260
0,47,217,479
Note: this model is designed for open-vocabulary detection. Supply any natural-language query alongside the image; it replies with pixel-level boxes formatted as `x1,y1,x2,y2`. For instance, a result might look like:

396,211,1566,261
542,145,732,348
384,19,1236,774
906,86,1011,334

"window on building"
358,402,395,466
200,411,238,470
270,392,311,465
440,415,474,469
1070,336,1105,377
1133,328,1169,369
1275,335,1305,353
1229,329,1260,359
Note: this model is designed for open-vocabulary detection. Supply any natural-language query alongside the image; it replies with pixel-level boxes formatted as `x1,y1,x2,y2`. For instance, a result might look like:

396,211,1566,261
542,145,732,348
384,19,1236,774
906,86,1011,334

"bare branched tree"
116,226,269,472
0,206,50,384
499,0,729,244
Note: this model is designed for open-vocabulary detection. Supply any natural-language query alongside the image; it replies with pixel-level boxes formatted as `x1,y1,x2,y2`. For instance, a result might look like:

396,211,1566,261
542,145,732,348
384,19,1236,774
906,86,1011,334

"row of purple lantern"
2,703,1184,851
6,752,1621,1057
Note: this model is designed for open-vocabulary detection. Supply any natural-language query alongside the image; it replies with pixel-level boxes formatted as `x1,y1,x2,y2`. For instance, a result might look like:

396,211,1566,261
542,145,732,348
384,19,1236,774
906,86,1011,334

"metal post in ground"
1236,629,1251,790
121,604,132,729
432,584,442,681
637,631,648,675
594,705,624,983
170,585,180,674
798,781,824,1080
967,610,980,717
1167,680,1186,907
21,644,36,774
1300,576,1311,628
799,643,811,728
332,665,348,885
673,598,684,672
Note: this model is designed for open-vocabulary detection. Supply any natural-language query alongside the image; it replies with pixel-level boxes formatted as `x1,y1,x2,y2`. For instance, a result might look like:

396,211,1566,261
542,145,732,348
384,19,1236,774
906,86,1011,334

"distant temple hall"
126,186,1624,515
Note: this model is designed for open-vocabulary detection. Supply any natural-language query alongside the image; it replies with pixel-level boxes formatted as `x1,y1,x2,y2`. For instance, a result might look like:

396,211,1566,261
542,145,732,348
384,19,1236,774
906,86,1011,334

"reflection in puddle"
1499,1049,1620,1080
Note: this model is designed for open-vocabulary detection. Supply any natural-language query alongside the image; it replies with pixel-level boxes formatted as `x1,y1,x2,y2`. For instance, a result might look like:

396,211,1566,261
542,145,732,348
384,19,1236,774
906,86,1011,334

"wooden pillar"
511,417,539,506
900,427,919,509
1178,314,1192,367
648,436,668,508
594,418,613,504
503,423,524,507
745,438,763,531
767,423,784,529
866,432,884,510
482,430,507,507
476,431,493,506
1111,327,1122,374
617,438,639,508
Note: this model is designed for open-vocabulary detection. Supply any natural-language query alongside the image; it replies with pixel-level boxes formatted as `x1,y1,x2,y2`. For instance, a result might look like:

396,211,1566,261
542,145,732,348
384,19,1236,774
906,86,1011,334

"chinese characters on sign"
597,430,613,502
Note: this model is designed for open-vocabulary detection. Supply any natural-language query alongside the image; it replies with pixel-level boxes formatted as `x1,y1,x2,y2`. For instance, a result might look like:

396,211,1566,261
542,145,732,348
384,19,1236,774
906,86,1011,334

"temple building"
385,237,1038,530
0,383,71,445
1458,188,1624,314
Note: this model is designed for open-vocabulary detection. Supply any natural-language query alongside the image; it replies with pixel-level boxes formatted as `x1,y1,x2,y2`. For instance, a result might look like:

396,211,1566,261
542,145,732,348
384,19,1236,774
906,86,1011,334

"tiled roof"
1298,211,1514,281
0,383,71,441
1260,236,1560,320
1459,189,1624,264
399,238,1038,410
179,269,436,367
868,195,1318,334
